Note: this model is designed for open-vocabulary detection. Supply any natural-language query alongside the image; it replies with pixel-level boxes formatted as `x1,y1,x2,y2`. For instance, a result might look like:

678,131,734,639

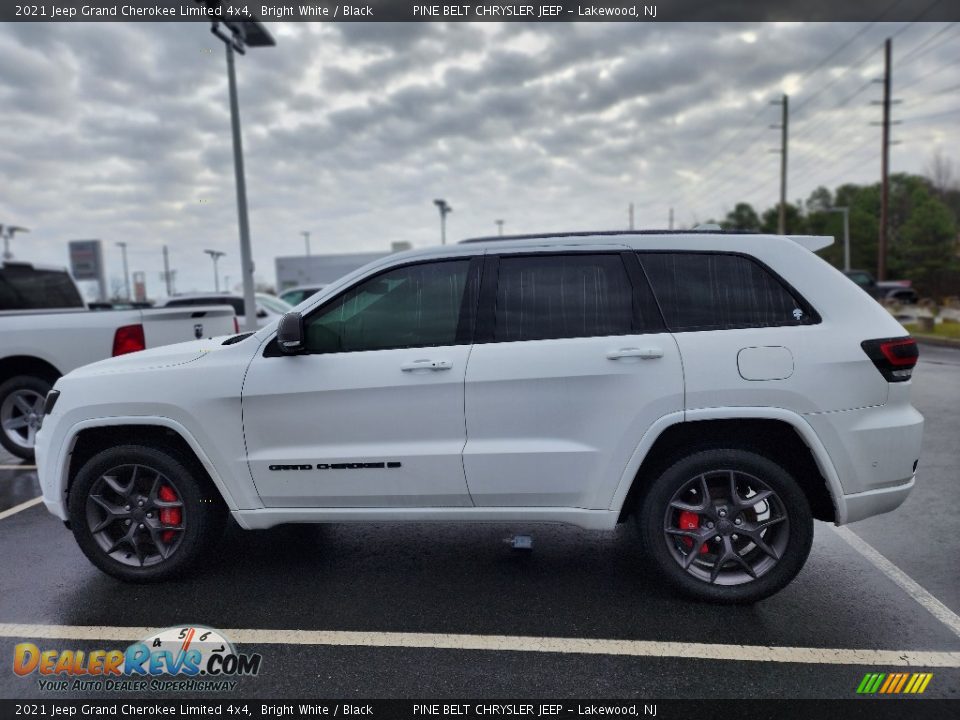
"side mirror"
277,312,305,354
257,308,269,318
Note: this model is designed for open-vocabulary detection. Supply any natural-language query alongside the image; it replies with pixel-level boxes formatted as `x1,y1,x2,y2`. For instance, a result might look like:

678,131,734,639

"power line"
898,22,960,66
899,107,960,123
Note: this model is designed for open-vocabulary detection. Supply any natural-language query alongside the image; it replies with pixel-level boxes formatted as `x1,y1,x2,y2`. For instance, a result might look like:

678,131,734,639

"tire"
636,448,813,604
0,374,52,461
68,444,226,582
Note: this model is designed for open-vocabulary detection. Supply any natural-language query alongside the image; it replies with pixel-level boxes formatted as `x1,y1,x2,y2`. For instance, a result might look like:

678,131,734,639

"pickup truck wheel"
636,448,813,604
68,445,226,582
0,375,52,461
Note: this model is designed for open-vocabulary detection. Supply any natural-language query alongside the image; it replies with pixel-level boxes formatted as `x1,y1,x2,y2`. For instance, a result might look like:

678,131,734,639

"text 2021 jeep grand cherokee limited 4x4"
34,230,923,603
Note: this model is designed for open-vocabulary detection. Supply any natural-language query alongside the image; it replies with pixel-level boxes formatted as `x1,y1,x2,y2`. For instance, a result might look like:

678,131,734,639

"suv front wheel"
68,444,226,582
637,448,814,604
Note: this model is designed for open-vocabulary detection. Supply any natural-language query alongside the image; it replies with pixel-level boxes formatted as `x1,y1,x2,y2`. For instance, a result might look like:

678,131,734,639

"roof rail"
459,228,759,244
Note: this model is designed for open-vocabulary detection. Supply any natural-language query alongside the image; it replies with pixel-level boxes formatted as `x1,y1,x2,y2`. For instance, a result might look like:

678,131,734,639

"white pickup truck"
0,261,237,460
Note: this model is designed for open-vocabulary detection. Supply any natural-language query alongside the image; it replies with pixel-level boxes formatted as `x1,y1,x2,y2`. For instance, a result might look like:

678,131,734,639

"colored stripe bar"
916,673,933,693
893,672,910,693
868,673,886,693
879,674,896,693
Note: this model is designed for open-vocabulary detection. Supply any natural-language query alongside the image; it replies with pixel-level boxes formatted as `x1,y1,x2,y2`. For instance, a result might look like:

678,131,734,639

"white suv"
35,231,923,603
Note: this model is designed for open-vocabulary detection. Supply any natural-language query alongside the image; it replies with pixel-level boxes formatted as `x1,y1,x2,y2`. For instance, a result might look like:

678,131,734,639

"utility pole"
434,199,452,245
495,219,504,236
828,207,851,272
628,203,634,230
116,241,131,300
204,249,226,292
301,231,311,257
771,94,789,235
878,38,892,281
162,245,173,296
204,17,276,330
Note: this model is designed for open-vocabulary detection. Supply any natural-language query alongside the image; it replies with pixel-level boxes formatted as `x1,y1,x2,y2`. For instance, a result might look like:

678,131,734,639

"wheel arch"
61,419,240,513
0,355,62,385
612,409,843,524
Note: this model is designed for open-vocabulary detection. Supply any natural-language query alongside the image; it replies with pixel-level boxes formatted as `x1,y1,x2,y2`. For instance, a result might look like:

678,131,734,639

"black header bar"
3,0,959,23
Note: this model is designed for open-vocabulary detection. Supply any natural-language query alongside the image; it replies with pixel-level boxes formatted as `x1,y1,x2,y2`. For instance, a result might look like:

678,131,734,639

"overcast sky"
0,21,957,297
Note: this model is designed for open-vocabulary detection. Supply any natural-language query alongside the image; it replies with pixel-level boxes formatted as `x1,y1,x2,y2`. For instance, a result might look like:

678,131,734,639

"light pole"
116,241,131,300
434,199,452,245
302,231,311,257
204,249,226,292
0,224,30,261
827,207,851,272
495,219,504,236
200,7,275,330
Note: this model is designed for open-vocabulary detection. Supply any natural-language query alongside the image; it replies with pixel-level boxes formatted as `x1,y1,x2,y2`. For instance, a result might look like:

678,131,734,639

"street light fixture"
827,207,851,272
434,199,452,245
0,225,30,261
204,249,226,292
116,241,131,300
198,2,276,330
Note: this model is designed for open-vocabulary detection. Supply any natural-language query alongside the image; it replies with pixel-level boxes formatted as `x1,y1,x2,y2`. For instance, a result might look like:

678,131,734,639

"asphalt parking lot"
1,343,958,700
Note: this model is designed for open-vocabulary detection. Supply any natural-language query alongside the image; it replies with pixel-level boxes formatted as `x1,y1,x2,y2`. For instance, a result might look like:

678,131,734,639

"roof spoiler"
788,235,833,252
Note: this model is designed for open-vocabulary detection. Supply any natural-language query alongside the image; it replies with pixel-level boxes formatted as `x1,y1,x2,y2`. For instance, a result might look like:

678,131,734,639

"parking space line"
832,525,960,639
0,623,958,666
0,497,42,521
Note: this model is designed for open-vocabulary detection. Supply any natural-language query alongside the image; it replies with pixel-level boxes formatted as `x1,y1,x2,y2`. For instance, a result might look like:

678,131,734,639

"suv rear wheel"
637,448,813,604
68,445,226,582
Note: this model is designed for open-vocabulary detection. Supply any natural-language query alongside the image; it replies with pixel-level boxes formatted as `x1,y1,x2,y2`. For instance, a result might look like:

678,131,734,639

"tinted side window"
304,260,473,353
0,267,85,310
638,252,814,331
494,254,633,342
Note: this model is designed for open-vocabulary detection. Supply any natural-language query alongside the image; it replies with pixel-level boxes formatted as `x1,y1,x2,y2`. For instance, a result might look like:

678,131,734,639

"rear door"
462,250,684,509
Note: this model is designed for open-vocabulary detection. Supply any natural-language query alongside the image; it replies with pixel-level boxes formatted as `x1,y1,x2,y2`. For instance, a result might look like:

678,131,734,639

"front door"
243,257,479,508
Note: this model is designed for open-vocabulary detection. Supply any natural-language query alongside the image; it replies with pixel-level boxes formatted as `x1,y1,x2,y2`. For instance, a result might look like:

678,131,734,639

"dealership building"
274,242,411,291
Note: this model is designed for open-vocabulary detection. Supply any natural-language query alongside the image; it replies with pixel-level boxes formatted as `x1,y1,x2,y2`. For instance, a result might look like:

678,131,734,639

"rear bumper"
839,476,914,524
804,392,922,524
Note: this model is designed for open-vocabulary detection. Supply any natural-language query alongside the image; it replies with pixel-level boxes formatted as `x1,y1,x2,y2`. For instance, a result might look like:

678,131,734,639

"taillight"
112,324,146,356
233,316,239,334
861,336,918,382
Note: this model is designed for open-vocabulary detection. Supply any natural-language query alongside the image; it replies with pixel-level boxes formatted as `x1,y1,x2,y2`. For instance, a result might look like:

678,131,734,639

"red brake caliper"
678,511,709,554
158,485,181,545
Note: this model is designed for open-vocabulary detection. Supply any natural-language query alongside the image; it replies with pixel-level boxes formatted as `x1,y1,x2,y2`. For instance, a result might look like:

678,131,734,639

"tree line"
710,156,960,299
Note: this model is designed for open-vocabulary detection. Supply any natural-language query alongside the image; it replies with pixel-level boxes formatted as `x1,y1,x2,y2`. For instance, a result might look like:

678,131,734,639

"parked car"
279,284,325,307
158,293,292,328
844,269,918,304
36,230,922,603
0,261,237,460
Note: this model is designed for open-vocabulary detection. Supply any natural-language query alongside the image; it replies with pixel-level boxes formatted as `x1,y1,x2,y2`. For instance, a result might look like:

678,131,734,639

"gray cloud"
0,20,957,296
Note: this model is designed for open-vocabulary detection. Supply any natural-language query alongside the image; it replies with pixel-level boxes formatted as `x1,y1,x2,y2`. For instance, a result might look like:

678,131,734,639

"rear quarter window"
638,252,817,332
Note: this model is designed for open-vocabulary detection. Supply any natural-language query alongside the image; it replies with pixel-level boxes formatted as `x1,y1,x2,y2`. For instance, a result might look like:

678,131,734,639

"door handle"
401,359,453,372
607,347,664,360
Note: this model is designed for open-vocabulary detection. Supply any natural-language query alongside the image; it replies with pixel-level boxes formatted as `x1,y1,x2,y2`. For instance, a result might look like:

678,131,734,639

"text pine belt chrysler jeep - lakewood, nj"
35,230,923,603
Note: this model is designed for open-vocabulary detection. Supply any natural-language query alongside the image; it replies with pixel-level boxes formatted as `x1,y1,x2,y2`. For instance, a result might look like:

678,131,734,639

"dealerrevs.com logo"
13,626,262,692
